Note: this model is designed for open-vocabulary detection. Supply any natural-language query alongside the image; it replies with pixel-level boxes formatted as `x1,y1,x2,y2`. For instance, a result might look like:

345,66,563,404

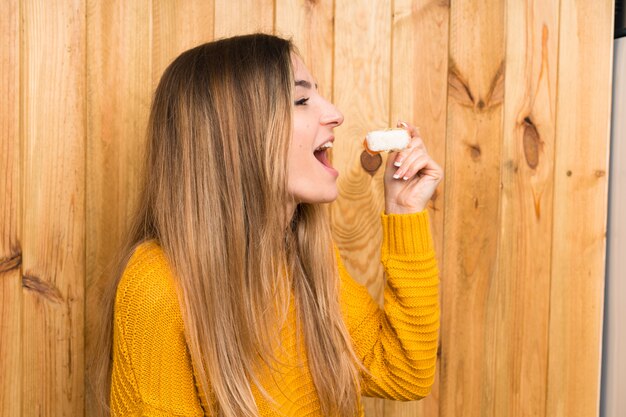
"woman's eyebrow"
295,79,318,89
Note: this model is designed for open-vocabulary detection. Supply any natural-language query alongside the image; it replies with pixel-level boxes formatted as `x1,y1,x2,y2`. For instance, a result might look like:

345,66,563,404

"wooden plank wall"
0,1,614,416
547,1,615,417
1,2,21,416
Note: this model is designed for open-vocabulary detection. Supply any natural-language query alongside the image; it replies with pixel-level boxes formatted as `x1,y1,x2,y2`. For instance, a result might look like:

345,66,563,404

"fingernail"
393,173,400,179
403,176,409,181
394,161,402,167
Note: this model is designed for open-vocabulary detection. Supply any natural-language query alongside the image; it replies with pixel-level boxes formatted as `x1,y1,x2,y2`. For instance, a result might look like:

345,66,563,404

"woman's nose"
320,102,344,127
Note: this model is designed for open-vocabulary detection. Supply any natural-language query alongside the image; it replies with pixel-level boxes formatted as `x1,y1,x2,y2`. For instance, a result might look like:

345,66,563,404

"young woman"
90,33,443,417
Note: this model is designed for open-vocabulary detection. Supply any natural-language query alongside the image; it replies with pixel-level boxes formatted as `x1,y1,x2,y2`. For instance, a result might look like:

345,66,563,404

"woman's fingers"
389,120,439,181
397,119,420,137
393,121,425,167
396,155,431,180
393,133,430,179
393,138,426,168
383,120,444,213
393,148,421,179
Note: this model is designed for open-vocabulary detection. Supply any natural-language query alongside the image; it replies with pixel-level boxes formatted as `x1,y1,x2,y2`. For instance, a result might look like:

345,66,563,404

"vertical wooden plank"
85,1,152,416
332,1,391,415
390,0,449,264
439,0,505,416
275,0,334,101
0,1,22,415
214,0,273,38
22,0,86,415
152,0,214,87
547,0,614,416
386,1,449,416
494,0,559,416
332,0,391,304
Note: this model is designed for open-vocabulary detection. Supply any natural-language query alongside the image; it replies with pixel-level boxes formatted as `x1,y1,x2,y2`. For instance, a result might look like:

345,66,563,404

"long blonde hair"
88,33,368,417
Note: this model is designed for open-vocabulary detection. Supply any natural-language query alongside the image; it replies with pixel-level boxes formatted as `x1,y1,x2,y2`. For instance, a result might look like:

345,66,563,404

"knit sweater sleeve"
110,242,211,416
335,209,440,400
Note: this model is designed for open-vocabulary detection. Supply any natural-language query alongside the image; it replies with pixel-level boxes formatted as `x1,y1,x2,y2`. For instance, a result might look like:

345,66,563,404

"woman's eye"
295,97,310,106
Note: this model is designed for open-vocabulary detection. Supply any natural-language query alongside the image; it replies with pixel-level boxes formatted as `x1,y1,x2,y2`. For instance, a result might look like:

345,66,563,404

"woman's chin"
316,184,339,203
318,195,338,204
291,186,338,205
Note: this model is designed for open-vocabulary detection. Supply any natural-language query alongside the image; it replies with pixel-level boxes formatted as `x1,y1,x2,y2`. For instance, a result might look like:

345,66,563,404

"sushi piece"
363,128,410,155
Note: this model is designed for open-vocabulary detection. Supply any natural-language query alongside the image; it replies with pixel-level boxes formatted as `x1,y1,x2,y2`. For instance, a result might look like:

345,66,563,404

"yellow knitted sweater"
110,210,440,416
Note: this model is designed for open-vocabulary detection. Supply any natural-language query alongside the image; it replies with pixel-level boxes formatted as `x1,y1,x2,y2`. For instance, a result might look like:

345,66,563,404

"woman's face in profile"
287,54,344,204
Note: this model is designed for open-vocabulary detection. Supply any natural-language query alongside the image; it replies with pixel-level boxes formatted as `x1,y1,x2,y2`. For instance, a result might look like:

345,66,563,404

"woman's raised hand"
383,121,444,215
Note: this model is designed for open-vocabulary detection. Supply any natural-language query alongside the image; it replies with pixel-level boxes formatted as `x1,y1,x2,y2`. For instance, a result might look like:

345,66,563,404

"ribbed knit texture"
110,209,440,416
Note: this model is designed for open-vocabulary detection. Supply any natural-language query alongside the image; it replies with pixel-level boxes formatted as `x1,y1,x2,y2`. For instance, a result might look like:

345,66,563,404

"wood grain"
547,1,614,416
0,1,21,416
214,0,274,38
331,0,392,415
492,1,560,416
85,1,152,416
275,0,334,101
440,0,505,416
331,0,391,305
21,1,86,415
386,1,449,416
152,0,215,88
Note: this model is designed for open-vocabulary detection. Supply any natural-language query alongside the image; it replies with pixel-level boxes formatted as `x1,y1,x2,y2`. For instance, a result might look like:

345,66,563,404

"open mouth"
314,142,332,167
313,141,338,176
